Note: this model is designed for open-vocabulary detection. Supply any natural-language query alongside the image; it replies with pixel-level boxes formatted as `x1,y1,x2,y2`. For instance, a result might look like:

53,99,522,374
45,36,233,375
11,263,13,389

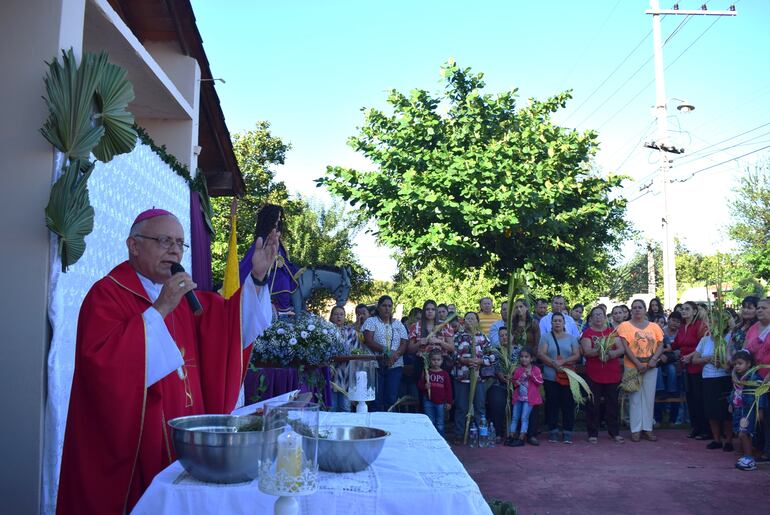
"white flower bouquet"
250,313,346,367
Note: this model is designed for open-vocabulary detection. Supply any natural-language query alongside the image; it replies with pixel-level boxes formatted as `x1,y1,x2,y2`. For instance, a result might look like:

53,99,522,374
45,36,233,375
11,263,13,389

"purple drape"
244,367,333,407
190,190,213,292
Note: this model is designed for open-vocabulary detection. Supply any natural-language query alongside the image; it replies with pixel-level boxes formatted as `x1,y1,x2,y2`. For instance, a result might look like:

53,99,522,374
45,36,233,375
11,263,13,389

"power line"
595,16,724,132
670,143,770,183
673,121,770,163
573,14,694,129
563,29,651,124
627,190,652,203
673,128,770,167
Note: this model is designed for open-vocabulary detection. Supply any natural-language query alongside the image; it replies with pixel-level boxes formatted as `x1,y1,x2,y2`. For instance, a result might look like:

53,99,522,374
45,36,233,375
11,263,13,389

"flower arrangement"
250,313,346,367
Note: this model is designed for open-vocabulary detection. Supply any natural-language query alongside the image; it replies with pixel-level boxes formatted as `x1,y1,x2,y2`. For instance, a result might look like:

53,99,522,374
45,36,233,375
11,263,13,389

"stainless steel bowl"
311,426,389,473
168,414,280,483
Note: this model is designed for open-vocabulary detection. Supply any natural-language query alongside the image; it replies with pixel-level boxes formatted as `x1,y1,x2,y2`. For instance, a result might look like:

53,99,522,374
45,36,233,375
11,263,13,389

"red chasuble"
57,261,253,515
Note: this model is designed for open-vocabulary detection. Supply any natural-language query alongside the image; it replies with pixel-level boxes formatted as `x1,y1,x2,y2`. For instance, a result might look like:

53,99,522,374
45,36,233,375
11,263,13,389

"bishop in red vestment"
56,210,278,514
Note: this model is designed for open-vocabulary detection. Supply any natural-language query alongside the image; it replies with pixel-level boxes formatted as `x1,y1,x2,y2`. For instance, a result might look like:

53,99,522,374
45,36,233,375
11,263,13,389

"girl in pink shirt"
505,348,543,447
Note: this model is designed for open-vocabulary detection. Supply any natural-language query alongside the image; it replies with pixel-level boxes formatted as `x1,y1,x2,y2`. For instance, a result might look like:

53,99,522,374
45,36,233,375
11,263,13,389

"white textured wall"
42,141,190,514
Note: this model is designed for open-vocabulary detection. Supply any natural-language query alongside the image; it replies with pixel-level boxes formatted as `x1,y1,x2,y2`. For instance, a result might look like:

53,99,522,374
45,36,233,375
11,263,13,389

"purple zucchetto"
131,208,175,227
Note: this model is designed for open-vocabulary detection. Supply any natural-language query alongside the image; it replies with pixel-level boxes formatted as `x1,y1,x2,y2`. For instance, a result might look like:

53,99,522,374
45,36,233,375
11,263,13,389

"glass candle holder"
347,358,376,413
259,401,319,501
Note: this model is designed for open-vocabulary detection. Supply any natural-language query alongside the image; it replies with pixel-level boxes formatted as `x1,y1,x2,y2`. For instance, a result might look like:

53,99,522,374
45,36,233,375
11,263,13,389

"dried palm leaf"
561,367,593,405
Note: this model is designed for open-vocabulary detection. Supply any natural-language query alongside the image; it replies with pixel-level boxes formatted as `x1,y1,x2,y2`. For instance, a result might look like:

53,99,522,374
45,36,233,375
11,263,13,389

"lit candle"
276,428,303,478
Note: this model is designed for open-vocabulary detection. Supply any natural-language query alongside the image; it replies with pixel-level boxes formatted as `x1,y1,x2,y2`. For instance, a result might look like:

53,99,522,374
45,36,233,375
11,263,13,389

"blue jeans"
656,363,678,394
423,399,446,436
376,366,403,411
510,400,533,434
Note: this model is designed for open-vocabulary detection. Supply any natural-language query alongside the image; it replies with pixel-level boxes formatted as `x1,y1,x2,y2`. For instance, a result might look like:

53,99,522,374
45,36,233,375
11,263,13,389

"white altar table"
131,412,491,515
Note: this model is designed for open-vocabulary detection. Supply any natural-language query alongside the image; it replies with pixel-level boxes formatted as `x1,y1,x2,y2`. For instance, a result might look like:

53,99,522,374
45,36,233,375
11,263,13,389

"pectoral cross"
176,347,196,408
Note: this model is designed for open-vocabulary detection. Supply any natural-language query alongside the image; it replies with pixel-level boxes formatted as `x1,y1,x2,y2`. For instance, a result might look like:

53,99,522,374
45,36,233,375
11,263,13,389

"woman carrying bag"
617,299,664,443
537,312,581,444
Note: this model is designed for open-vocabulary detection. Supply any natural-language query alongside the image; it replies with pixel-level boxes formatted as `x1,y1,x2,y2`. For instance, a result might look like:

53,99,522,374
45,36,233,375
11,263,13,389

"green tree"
728,159,770,280
319,60,628,286
393,260,499,314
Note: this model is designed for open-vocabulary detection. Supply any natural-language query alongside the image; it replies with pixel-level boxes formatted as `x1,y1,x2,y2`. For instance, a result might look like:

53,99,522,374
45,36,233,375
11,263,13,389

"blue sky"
191,0,770,279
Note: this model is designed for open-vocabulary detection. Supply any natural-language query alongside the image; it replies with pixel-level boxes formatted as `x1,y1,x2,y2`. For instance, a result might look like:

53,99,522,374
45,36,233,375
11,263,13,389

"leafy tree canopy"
729,159,770,281
319,60,628,286
393,260,499,315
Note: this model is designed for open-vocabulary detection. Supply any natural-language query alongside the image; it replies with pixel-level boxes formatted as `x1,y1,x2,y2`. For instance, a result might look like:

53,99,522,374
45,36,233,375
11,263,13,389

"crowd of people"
329,294,770,472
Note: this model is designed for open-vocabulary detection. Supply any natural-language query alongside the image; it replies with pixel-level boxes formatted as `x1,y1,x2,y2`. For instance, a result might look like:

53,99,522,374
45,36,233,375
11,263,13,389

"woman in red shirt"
581,306,625,443
675,301,710,439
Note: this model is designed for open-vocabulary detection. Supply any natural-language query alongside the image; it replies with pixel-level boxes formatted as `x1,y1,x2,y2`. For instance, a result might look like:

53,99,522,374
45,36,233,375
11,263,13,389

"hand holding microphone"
153,263,203,317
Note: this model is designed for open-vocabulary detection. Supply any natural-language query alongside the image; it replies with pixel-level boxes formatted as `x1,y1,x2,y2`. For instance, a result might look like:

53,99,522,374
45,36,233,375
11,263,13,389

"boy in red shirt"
418,349,453,436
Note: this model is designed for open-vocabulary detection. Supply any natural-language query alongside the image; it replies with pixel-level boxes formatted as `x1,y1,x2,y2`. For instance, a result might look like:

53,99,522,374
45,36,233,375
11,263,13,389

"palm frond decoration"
45,160,95,271
40,49,105,160
92,58,136,162
561,367,593,405
40,48,137,270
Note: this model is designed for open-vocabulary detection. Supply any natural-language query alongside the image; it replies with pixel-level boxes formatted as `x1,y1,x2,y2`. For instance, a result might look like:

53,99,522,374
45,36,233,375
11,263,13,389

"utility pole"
645,1,736,310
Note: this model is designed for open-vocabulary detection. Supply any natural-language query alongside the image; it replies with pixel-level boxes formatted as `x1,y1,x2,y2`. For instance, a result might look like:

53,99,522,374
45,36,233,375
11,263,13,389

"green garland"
133,124,215,235
133,124,193,183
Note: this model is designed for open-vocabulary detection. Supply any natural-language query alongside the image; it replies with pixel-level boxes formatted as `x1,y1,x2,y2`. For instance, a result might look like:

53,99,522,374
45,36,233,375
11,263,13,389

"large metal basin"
168,414,280,483
310,426,389,473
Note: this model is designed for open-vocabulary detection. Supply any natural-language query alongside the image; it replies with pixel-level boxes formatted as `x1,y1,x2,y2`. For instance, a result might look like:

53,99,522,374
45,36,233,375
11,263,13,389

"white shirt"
361,316,408,368
539,311,581,338
695,335,730,379
140,272,271,386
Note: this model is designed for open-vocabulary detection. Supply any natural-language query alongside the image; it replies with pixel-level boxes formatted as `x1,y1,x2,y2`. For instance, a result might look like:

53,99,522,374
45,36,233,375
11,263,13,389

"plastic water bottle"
478,416,489,448
488,422,496,447
469,423,479,448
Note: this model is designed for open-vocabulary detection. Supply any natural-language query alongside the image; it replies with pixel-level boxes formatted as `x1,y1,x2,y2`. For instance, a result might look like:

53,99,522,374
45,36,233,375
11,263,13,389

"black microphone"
170,262,203,316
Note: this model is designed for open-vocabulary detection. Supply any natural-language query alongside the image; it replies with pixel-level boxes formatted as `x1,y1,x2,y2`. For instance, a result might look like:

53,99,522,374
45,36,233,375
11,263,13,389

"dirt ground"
452,429,770,515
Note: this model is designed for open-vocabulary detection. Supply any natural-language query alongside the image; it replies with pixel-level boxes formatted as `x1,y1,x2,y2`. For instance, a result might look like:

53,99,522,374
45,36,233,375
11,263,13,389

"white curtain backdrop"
41,142,191,515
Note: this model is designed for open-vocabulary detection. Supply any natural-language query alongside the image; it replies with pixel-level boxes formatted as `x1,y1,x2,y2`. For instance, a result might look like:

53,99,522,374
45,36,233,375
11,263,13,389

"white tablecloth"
131,412,491,515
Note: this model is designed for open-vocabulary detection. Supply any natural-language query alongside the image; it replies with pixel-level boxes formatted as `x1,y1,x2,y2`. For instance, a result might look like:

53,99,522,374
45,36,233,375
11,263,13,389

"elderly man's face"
551,297,566,313
127,215,185,284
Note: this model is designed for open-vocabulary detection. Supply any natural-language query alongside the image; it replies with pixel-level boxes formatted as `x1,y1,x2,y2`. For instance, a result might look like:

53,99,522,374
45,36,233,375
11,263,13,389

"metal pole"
650,0,677,309
645,2,736,309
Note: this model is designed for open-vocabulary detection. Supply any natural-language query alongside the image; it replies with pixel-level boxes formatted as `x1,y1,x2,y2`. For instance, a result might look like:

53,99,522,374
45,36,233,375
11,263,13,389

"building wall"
0,1,85,513
0,1,204,512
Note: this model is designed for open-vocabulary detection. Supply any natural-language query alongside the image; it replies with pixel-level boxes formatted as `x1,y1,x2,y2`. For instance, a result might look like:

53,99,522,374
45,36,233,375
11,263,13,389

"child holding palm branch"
504,348,543,447
418,349,453,436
